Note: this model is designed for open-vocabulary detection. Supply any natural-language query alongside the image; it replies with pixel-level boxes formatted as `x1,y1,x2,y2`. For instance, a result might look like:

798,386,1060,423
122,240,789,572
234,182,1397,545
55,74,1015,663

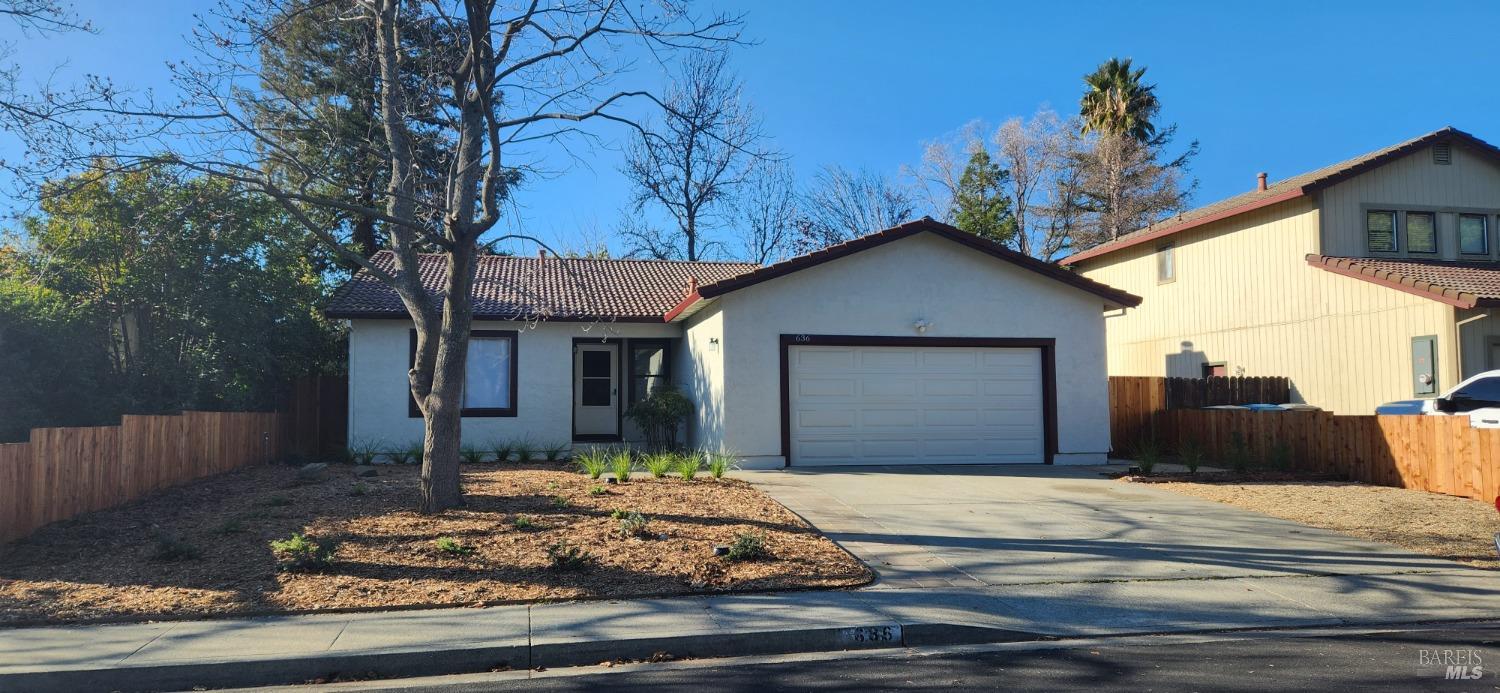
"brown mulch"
1129,478,1500,570
0,463,871,626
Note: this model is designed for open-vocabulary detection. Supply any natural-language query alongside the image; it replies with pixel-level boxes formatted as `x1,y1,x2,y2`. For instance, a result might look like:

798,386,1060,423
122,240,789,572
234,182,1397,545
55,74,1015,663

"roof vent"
1434,142,1452,165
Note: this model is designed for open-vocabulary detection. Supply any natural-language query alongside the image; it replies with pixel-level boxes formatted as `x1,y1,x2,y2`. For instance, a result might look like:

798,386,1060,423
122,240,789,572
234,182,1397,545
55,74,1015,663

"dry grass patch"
1145,480,1500,569
0,463,870,626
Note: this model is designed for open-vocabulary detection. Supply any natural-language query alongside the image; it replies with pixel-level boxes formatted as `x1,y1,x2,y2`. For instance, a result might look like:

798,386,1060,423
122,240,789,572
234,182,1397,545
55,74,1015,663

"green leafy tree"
0,164,342,439
950,148,1016,244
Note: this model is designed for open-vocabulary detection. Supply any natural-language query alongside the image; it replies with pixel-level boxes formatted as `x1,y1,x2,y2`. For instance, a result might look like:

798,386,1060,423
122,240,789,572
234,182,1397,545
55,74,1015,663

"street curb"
0,622,1045,693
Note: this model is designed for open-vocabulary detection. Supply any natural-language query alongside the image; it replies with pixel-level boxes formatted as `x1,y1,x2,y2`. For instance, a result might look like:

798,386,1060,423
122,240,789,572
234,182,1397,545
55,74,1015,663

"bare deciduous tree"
908,120,985,222
5,0,742,512
795,165,915,252
621,52,768,261
732,159,795,264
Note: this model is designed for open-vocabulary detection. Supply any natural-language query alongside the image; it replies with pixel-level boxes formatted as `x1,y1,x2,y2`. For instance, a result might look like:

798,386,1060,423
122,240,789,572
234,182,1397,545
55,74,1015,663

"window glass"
1452,377,1500,407
464,336,512,409
1156,244,1174,282
630,344,668,404
1460,214,1488,255
1406,212,1436,253
1367,210,1396,251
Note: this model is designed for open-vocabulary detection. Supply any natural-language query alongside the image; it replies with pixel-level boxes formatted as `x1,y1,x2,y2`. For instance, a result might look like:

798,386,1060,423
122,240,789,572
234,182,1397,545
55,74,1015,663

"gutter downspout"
1455,309,1491,381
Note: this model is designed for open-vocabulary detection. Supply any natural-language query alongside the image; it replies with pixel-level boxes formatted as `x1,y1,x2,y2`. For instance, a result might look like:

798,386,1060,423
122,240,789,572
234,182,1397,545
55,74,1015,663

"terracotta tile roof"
1064,127,1500,265
325,251,759,322
1306,254,1500,309
664,217,1141,321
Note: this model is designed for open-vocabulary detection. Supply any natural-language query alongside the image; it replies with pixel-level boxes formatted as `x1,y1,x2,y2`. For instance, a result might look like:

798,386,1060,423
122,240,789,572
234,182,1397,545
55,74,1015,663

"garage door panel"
921,350,978,369
796,409,856,429
789,344,1045,466
922,379,978,397
860,409,920,428
796,378,855,397
862,379,917,398
859,349,918,369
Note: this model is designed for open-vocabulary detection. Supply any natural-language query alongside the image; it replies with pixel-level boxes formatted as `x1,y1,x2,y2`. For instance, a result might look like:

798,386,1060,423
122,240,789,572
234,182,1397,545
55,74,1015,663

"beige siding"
1075,198,1456,414
1320,144,1500,259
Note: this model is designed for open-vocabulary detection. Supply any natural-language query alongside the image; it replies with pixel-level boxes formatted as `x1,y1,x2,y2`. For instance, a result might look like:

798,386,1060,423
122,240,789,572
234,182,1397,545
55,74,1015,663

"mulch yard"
1128,477,1500,570
0,462,871,626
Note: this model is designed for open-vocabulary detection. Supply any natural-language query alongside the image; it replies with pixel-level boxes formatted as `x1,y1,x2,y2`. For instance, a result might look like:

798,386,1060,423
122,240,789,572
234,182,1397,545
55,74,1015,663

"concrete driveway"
745,464,1471,589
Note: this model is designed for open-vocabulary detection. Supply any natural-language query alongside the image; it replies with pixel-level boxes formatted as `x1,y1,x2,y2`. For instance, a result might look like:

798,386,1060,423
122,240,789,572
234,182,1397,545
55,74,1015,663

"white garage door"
788,345,1045,466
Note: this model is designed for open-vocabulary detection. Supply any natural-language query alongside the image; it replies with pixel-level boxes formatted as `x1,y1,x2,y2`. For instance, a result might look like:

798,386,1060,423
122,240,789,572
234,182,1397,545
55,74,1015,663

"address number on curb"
840,625,901,646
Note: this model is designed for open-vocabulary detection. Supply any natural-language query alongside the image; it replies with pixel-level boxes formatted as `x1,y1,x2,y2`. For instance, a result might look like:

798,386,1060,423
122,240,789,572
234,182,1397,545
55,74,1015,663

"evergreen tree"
950,148,1016,244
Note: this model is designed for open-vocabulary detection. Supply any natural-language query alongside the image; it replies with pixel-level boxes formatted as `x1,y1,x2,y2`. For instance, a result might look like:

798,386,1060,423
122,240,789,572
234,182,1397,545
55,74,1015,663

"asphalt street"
247,622,1500,692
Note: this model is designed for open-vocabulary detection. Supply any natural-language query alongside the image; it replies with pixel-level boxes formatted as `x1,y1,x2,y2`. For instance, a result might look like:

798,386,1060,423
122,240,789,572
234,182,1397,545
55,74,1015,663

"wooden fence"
0,411,286,543
1154,409,1500,503
281,374,348,461
1109,376,1291,452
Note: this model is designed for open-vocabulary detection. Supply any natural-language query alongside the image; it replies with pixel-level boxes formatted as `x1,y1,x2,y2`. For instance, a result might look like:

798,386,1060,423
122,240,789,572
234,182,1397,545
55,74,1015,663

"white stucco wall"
703,232,1115,466
347,318,680,451
679,301,726,453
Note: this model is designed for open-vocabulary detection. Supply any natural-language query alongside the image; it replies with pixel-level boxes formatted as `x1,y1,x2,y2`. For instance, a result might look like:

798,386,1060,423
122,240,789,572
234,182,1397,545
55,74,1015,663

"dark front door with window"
574,343,619,438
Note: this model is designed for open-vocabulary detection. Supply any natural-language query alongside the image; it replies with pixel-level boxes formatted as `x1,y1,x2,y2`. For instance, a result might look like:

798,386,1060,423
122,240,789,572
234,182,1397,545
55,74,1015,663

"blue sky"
7,1,1500,256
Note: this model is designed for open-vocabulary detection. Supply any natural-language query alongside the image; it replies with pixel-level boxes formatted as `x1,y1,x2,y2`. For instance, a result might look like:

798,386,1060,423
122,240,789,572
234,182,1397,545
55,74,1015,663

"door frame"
572,338,624,442
778,334,1058,466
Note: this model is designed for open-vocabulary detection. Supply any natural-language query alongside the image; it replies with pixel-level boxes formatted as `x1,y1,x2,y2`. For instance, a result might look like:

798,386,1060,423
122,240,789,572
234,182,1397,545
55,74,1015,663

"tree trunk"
419,377,464,512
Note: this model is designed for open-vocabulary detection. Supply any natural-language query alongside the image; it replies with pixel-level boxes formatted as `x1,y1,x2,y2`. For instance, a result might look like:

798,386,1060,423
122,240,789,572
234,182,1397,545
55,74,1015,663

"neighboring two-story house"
1066,127,1500,414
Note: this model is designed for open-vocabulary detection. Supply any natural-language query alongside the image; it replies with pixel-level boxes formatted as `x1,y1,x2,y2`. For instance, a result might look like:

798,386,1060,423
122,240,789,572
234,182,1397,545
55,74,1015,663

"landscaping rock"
296,463,329,481
353,466,380,478
712,545,730,557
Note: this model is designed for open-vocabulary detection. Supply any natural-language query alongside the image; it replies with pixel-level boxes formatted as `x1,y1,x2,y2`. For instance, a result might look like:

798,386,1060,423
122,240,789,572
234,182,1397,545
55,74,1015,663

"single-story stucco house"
325,218,1141,468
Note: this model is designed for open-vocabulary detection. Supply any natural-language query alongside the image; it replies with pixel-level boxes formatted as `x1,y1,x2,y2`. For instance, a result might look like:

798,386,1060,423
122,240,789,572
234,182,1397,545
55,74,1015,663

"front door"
574,343,619,438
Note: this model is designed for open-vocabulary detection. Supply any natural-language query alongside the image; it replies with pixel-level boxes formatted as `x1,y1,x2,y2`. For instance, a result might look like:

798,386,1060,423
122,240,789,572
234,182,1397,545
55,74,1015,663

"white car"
1376,369,1500,428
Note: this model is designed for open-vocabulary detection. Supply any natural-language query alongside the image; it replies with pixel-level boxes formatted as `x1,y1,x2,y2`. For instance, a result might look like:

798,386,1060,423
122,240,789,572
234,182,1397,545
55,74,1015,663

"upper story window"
1460,214,1490,255
1156,243,1175,283
1406,211,1437,254
1367,210,1396,252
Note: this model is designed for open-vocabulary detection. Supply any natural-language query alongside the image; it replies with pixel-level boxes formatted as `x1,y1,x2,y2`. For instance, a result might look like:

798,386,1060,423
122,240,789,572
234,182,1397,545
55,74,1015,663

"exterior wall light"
914,319,931,333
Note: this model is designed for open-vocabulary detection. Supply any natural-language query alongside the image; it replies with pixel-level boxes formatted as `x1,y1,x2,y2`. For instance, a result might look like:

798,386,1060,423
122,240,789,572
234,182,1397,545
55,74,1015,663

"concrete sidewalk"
4,568,1499,692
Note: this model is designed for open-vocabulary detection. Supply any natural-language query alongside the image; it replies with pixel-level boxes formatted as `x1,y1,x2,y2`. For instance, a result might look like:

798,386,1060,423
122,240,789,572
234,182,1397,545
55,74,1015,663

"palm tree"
1079,58,1160,143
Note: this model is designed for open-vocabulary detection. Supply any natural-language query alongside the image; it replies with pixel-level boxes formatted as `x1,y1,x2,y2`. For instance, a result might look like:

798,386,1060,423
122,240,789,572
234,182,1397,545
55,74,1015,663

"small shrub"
574,448,609,479
610,508,628,520
545,541,593,571
625,386,693,451
328,446,355,465
269,533,337,572
617,510,653,538
492,439,514,463
704,450,736,480
349,481,371,497
642,452,674,479
676,453,701,481
1178,439,1204,474
152,533,201,561
551,495,571,509
385,445,416,466
543,442,568,462
435,536,474,555
349,439,384,466
1268,440,1293,471
215,517,246,535
513,514,535,529
1134,439,1161,476
589,485,607,496
1227,432,1252,473
609,448,634,482
460,445,486,465
260,494,292,507
514,439,535,463
725,531,768,562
